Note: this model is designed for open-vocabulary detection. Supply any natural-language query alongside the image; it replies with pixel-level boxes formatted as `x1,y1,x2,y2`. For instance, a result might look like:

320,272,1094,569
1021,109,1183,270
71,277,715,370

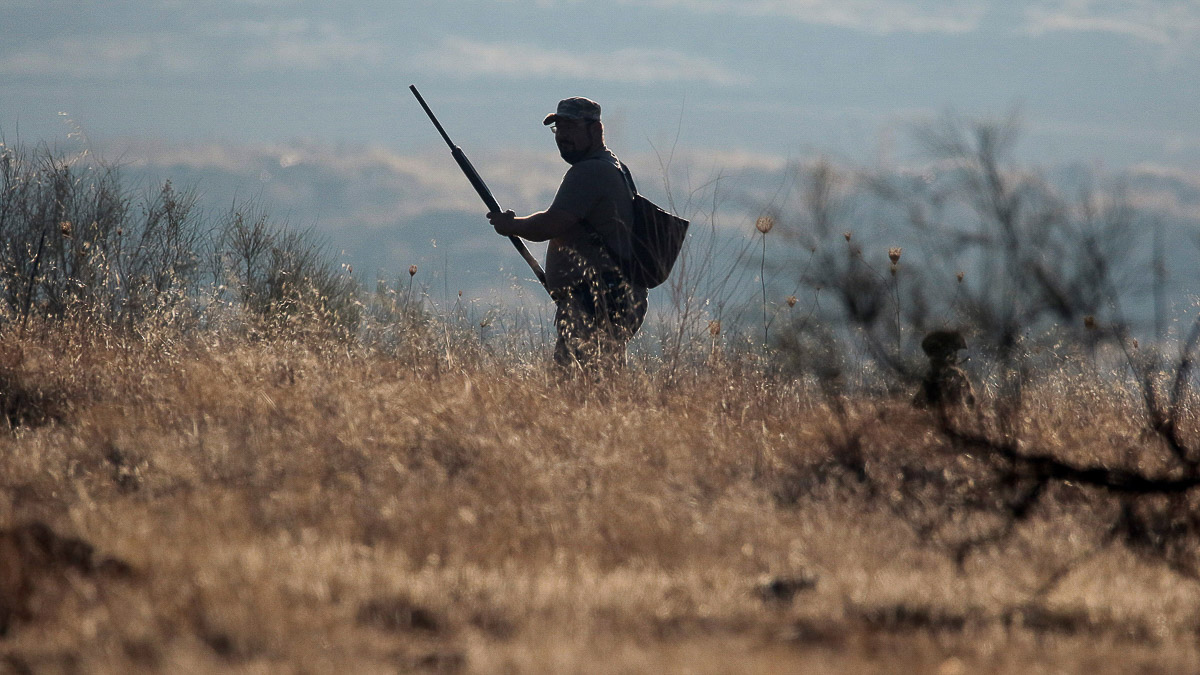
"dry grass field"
2,313,1200,675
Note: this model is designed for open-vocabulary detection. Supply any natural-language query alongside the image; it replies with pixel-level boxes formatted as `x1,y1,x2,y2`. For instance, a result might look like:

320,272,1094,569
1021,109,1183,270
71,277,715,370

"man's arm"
487,209,578,242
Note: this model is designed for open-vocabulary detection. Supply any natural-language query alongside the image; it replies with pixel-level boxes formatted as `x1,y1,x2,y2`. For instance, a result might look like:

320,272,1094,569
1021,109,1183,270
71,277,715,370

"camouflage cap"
543,97,602,125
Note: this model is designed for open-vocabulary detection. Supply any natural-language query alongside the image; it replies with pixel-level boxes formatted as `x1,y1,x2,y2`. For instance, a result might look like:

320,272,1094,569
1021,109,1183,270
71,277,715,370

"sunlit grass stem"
756,215,775,347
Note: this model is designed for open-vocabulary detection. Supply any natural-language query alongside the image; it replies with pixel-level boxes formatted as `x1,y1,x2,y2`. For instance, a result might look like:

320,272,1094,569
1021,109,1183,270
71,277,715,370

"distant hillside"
112,140,1198,335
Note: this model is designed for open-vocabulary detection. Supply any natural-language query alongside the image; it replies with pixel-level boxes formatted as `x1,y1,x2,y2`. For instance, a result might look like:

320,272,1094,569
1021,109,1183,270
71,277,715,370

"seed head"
786,295,797,308
956,271,964,283
755,215,775,234
843,231,852,242
60,221,72,237
888,247,902,264
409,264,418,277
708,320,721,337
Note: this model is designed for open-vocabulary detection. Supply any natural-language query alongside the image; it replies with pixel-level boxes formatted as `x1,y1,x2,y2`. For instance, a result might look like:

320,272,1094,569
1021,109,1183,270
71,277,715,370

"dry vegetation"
4,129,1200,674
2,314,1200,674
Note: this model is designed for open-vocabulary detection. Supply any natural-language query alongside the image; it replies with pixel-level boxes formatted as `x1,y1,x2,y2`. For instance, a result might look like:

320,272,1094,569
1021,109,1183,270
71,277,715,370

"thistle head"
755,215,775,234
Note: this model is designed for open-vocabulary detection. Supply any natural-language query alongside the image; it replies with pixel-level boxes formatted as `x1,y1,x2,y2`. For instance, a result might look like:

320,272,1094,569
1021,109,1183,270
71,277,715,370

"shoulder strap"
571,157,636,282
581,155,637,198
617,161,637,197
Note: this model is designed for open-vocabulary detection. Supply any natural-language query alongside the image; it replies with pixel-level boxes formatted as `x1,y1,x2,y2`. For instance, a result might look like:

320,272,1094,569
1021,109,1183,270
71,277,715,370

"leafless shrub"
0,140,129,326
0,139,361,340
769,114,1151,396
210,205,361,337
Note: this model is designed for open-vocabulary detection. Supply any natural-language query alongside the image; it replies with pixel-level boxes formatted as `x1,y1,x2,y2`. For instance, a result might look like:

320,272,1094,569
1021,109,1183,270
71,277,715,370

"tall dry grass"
1,310,1199,674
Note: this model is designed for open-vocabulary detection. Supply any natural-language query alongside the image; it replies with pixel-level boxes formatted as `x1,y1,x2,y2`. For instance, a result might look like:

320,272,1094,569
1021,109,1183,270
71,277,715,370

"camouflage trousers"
552,272,647,373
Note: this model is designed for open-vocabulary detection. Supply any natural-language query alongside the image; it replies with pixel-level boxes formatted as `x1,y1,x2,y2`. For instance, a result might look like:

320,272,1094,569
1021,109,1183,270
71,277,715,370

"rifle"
409,85,548,291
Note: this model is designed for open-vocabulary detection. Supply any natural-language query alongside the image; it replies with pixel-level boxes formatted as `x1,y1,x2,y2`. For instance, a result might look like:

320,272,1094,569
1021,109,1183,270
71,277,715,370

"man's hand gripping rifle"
409,85,548,292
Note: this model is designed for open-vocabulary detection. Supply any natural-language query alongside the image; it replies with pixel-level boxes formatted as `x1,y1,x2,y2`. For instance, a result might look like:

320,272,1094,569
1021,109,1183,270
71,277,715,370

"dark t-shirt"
545,148,638,294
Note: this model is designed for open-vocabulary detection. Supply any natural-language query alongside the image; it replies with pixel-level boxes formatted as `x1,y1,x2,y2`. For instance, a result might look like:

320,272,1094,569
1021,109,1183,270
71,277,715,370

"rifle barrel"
409,85,454,149
409,85,548,290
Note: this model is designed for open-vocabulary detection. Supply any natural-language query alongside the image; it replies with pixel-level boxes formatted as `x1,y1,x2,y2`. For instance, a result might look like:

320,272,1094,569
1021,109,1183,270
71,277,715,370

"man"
487,97,647,372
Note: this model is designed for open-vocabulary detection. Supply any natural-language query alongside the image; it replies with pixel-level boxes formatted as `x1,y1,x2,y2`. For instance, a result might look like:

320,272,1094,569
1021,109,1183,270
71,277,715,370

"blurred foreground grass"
1,318,1199,675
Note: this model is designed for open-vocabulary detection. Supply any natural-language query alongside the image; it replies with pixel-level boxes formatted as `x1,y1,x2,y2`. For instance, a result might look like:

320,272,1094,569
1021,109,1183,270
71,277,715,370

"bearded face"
553,120,600,164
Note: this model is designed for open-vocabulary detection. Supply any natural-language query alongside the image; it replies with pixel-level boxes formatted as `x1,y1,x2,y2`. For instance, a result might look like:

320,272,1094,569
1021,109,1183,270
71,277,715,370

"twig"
937,412,1200,495
20,222,49,334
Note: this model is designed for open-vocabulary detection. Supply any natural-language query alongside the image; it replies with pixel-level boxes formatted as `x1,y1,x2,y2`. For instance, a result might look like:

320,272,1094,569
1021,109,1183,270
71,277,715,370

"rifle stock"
410,85,548,290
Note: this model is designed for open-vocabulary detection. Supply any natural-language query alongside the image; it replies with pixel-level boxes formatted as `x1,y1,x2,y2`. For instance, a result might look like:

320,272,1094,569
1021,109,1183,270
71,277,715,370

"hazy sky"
5,0,1200,168
3,1,1199,305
